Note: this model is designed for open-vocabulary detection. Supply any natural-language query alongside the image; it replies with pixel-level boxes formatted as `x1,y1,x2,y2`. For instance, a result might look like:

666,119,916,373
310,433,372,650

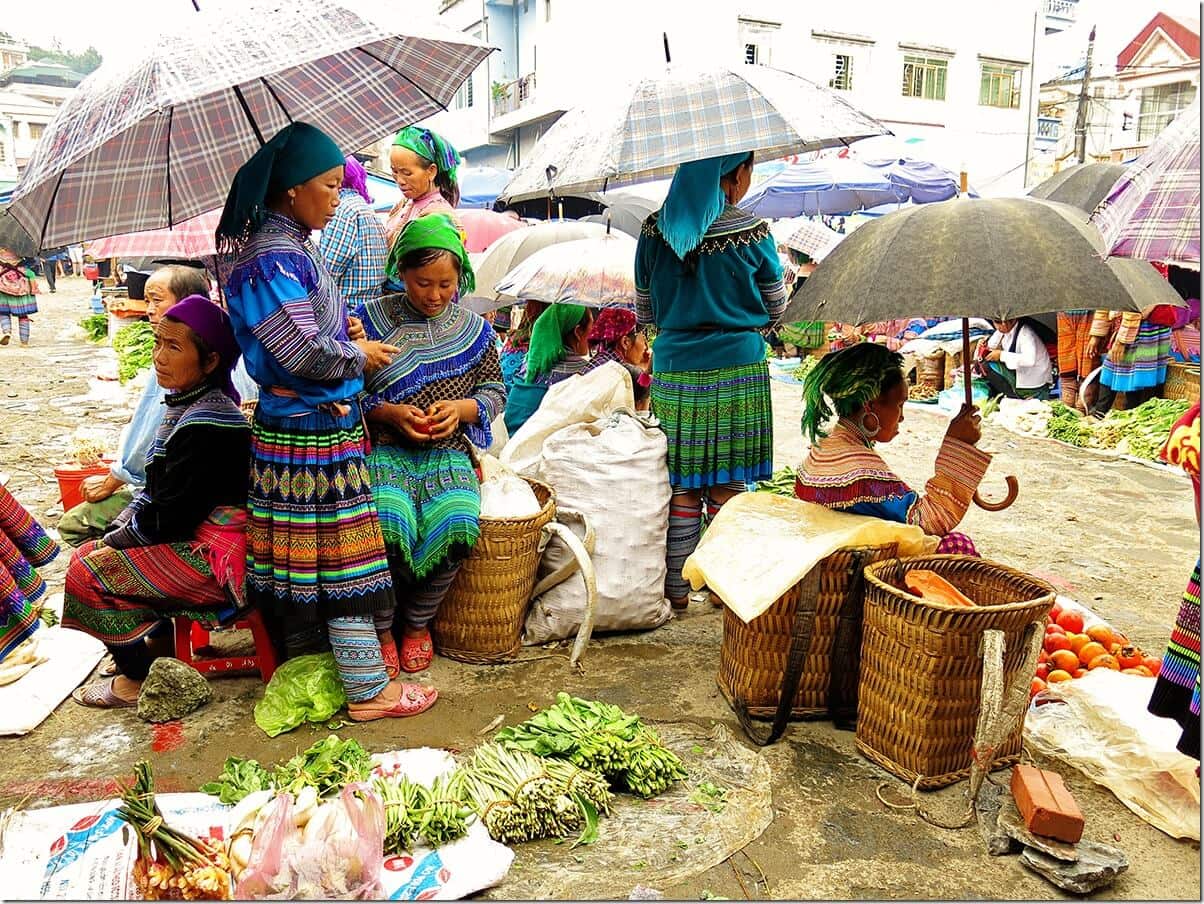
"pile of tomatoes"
1030,601,1163,699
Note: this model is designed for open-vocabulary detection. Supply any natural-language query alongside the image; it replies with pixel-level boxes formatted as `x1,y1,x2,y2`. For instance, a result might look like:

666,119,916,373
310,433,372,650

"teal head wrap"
525,303,588,382
216,122,345,253
800,343,905,444
386,212,475,295
393,126,461,197
657,152,753,259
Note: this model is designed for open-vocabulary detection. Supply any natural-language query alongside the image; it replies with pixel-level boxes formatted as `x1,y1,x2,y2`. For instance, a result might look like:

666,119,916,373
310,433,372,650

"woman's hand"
425,401,462,440
1087,335,1105,356
1108,340,1127,365
393,404,433,443
82,473,122,504
985,349,1003,363
945,403,982,446
347,315,366,341
356,339,399,374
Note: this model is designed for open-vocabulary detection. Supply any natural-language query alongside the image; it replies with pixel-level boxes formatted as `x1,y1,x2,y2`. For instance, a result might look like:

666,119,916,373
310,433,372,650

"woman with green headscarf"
385,126,463,249
217,121,437,723
502,302,595,435
795,343,988,555
361,213,506,674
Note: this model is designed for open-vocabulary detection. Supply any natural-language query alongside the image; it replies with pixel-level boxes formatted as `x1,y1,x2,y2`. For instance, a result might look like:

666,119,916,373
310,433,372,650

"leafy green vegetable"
689,781,728,813
273,734,373,797
112,321,155,383
79,313,109,343
199,756,272,804
756,466,798,496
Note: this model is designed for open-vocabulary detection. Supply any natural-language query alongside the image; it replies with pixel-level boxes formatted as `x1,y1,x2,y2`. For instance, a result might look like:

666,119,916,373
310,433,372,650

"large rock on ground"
1020,839,1129,894
137,658,211,722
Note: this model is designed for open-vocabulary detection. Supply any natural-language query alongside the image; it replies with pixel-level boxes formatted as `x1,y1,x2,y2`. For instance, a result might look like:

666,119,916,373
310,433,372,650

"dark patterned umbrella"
1027,162,1128,215
0,207,38,257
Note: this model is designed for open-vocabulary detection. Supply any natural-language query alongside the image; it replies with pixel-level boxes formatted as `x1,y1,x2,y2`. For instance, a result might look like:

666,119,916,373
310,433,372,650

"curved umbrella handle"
973,475,1019,512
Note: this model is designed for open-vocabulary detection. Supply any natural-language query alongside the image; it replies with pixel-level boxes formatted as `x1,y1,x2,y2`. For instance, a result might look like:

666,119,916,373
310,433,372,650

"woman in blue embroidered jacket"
361,214,505,674
216,121,436,723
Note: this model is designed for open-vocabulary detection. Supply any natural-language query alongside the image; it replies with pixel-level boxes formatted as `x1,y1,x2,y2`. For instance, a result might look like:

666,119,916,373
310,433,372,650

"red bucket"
54,462,113,511
83,263,100,281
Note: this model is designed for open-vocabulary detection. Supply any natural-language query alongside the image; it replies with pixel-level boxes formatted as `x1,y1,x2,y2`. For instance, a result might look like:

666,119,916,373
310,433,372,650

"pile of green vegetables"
199,734,371,804
112,320,155,383
494,693,687,799
1045,402,1095,447
79,313,109,343
1044,398,1190,460
374,769,476,853
756,466,799,497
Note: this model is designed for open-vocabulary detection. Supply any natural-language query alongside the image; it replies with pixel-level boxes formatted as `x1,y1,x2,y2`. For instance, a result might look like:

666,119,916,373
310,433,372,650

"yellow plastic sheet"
682,493,938,623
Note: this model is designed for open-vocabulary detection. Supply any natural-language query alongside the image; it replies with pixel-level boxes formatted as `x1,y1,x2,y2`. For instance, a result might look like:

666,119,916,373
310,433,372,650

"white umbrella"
494,233,637,309
468,220,610,302
500,64,887,201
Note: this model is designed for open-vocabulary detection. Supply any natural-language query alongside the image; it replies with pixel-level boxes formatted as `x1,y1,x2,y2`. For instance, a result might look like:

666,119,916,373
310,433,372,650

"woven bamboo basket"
856,555,1054,789
432,478,555,664
717,544,898,720
917,351,945,393
1164,362,1200,403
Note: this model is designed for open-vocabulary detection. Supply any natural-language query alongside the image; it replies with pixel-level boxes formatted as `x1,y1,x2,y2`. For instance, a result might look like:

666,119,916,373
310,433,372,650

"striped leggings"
326,609,394,703
665,481,745,600
0,314,30,343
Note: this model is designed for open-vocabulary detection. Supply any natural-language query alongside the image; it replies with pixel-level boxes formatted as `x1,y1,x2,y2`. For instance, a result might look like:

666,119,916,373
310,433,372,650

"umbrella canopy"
493,233,636,309
1091,105,1200,268
1027,163,1128,215
862,157,974,204
579,180,671,237
777,218,844,262
781,197,1183,325
7,0,492,247
86,208,222,260
0,207,38,257
500,64,887,201
469,219,609,299
457,208,528,253
458,166,513,208
739,157,902,218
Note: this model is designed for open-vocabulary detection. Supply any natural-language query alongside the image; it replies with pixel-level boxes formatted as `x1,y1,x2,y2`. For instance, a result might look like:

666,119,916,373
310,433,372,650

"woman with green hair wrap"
385,126,463,248
795,343,989,556
502,302,595,435
360,213,506,674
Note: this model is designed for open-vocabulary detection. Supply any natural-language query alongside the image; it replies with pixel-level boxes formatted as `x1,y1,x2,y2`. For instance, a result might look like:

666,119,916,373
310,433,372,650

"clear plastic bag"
1024,670,1200,840
234,784,385,899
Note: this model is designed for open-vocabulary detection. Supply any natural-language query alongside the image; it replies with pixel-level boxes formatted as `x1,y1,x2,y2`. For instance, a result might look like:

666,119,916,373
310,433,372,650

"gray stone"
137,657,211,723
628,885,664,900
975,782,1019,856
997,796,1079,862
1020,839,1129,895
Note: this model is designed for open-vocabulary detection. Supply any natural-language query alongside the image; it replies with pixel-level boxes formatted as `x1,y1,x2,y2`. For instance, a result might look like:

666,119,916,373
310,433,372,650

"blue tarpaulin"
739,157,906,218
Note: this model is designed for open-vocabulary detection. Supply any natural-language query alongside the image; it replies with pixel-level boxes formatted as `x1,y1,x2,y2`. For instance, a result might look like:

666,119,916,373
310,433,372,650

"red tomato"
1030,677,1048,697
1045,622,1066,635
1142,656,1162,677
1035,662,1050,680
1049,602,1064,622
1044,632,1072,655
1055,609,1084,634
1117,646,1143,670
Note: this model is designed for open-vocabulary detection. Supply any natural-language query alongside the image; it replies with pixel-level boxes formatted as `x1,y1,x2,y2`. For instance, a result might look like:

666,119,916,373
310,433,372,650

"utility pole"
1073,26,1097,164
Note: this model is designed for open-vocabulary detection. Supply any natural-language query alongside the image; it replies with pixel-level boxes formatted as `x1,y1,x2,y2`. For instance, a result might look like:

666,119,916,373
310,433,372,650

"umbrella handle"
973,475,1019,512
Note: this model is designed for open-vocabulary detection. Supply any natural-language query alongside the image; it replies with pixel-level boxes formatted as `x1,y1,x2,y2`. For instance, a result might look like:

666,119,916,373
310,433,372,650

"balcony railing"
1044,0,1077,33
1036,116,1061,143
491,73,536,118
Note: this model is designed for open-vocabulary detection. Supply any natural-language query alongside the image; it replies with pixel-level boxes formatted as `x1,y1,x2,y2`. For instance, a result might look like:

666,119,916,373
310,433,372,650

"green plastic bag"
254,653,347,737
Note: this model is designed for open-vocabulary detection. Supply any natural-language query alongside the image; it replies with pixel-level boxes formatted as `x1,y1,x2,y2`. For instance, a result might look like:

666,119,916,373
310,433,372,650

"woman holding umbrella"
216,121,436,722
635,153,786,610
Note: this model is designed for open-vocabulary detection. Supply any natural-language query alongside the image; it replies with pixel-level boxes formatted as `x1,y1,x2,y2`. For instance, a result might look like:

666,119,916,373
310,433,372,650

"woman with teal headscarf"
217,121,437,723
361,213,505,674
635,151,786,610
385,126,463,249
502,302,595,435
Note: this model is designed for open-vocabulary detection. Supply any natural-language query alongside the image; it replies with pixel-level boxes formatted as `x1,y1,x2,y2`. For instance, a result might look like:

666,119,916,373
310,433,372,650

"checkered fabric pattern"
86,208,221,259
784,218,843,262
1092,104,1200,269
501,64,887,202
7,0,492,248
318,189,388,313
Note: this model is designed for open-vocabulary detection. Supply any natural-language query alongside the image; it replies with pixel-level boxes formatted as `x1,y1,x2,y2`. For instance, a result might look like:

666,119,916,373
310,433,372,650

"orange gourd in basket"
903,570,976,607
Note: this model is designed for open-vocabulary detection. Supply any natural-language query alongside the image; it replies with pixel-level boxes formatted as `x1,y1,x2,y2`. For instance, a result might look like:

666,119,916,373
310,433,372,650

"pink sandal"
348,683,438,722
379,636,400,680
401,630,434,673
72,677,137,709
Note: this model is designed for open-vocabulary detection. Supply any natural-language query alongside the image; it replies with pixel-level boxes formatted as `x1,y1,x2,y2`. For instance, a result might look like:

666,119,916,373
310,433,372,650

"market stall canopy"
86,208,221,260
781,197,1184,325
769,217,844,262
1027,162,1128,215
861,157,976,203
468,219,609,301
494,233,637,309
458,166,514,209
1091,104,1200,269
6,0,494,247
499,64,888,201
365,172,403,213
739,157,902,218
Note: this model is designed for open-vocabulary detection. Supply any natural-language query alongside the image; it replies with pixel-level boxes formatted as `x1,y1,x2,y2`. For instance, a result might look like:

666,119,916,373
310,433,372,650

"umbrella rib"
165,107,174,229
38,169,65,250
353,45,446,113
231,84,266,146
260,77,294,123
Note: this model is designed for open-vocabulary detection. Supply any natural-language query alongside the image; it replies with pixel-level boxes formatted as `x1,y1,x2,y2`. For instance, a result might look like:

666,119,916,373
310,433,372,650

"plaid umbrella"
493,233,637,309
7,0,492,247
1091,104,1200,268
86,208,221,260
0,207,38,258
499,64,887,201
776,217,844,262
1027,162,1128,215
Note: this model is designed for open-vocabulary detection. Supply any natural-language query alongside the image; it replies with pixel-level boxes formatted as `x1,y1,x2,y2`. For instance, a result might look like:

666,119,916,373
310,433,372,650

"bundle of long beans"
116,761,231,900
461,743,584,844
373,771,474,853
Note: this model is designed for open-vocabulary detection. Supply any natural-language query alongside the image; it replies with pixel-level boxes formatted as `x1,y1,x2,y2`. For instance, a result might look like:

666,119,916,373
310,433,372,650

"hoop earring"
857,410,881,440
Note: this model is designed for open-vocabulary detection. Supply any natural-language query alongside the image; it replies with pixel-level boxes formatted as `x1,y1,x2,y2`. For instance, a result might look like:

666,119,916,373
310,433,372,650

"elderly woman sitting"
63,297,252,708
795,343,989,555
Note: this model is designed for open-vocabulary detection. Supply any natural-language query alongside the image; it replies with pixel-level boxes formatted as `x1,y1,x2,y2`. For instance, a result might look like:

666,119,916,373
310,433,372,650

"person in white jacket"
982,318,1053,399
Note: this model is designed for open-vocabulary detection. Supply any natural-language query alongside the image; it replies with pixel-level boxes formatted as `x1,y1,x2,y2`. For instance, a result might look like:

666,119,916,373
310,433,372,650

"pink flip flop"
72,677,137,709
347,684,438,722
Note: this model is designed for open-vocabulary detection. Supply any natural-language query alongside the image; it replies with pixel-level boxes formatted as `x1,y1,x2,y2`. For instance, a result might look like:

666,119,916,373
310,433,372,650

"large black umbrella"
1027,162,1128,215
0,207,39,257
782,197,1183,510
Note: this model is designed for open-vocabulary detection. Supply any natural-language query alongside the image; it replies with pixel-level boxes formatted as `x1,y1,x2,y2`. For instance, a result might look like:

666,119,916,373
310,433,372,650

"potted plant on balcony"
491,80,511,103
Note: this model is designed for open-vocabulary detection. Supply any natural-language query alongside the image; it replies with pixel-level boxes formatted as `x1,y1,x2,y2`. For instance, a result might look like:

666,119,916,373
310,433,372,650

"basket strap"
735,565,823,747
826,548,872,731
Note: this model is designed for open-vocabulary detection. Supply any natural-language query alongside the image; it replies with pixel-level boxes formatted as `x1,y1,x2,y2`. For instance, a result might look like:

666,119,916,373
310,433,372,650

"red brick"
1011,764,1085,844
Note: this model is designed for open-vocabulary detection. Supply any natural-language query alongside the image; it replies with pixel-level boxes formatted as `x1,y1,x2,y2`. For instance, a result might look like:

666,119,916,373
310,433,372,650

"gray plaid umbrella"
500,64,888,201
1026,162,1128,215
7,0,492,247
0,207,38,257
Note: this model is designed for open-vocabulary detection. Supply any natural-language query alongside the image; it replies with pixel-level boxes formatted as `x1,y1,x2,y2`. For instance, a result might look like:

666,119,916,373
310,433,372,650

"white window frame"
1137,81,1196,142
831,53,853,91
979,62,1022,109
739,17,779,67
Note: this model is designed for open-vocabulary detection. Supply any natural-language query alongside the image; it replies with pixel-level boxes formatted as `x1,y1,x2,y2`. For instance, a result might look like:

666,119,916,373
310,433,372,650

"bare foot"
111,675,142,702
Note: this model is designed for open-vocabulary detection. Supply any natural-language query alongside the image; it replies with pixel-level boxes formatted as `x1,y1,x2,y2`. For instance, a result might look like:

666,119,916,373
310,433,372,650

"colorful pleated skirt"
1056,310,1097,379
1102,321,1172,392
248,405,395,624
651,360,774,489
366,444,480,583
0,485,57,662
0,292,38,317
1149,560,1201,759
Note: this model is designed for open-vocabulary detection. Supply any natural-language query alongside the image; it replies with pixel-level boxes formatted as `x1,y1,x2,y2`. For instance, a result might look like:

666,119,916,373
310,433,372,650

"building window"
1137,81,1196,142
739,18,779,67
979,63,1022,109
902,54,947,100
831,54,853,91
453,76,474,109
745,43,759,64
28,122,44,140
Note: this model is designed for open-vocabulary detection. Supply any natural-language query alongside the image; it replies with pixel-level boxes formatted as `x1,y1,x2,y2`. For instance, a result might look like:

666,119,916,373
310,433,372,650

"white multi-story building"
0,57,85,187
400,0,1082,196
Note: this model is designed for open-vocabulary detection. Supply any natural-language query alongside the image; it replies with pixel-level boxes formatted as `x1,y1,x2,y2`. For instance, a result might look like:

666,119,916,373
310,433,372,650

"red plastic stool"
173,609,278,683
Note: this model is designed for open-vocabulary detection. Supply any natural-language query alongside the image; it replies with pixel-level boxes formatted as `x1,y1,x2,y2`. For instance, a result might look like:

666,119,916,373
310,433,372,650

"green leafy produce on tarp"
79,313,108,343
112,321,155,383
254,652,347,737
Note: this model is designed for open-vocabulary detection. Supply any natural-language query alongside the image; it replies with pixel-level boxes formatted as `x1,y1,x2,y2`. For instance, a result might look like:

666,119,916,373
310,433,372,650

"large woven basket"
856,555,1054,789
432,478,555,664
1164,362,1200,403
717,544,898,720
917,351,945,392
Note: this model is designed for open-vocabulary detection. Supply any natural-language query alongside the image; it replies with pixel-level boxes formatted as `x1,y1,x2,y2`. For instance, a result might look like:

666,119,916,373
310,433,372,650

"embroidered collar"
165,383,212,407
643,204,769,257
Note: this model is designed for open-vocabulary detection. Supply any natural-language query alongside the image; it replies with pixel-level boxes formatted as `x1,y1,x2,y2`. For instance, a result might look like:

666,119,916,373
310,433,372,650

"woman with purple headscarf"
64,296,253,708
319,155,389,314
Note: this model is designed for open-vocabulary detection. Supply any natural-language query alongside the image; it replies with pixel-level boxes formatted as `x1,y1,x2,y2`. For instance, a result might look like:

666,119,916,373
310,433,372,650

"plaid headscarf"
801,343,905,444
525,303,588,382
657,153,753,259
385,212,475,295
393,126,461,186
341,155,372,205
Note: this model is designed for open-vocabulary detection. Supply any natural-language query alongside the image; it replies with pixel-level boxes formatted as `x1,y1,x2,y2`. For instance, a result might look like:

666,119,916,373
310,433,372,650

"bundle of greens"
199,757,273,805
1092,398,1190,461
273,734,373,798
372,771,475,854
756,467,798,496
113,321,155,383
495,693,687,799
79,313,109,343
1044,402,1094,447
